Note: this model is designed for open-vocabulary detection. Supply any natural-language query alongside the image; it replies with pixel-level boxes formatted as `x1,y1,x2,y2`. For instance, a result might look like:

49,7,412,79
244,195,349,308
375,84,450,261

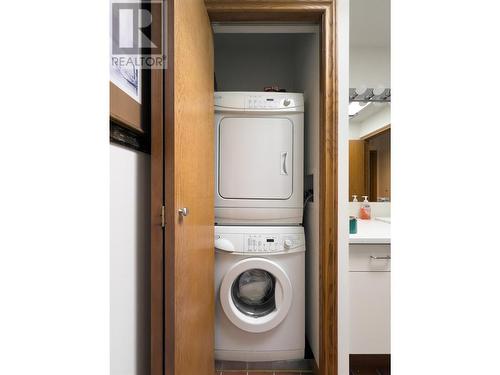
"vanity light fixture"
349,88,391,103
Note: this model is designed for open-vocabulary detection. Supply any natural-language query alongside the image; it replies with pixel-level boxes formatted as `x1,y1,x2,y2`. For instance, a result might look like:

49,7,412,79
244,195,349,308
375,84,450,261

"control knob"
283,99,291,107
284,239,293,249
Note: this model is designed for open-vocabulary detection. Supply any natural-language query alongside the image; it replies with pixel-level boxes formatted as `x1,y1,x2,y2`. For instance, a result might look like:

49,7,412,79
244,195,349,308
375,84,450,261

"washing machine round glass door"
219,257,292,333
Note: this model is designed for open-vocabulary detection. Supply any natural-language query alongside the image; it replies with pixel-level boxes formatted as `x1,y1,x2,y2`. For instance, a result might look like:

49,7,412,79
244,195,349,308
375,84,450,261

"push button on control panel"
245,96,286,110
245,234,288,252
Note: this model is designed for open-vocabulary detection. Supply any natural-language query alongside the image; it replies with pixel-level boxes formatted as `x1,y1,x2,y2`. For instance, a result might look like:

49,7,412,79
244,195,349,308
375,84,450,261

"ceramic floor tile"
216,359,314,374
247,361,274,370
222,361,248,370
215,360,224,370
272,360,313,371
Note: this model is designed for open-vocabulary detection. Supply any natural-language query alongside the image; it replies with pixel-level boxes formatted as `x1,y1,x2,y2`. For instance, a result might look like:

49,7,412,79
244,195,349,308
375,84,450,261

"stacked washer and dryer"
214,92,306,362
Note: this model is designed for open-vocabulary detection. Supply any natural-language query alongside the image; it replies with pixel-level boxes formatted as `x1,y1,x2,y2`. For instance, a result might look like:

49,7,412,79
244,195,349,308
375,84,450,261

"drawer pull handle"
370,255,391,260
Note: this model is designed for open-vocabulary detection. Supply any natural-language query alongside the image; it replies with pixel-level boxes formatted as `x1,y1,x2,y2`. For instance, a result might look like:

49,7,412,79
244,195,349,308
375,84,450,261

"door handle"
178,207,189,217
281,152,288,175
370,255,391,260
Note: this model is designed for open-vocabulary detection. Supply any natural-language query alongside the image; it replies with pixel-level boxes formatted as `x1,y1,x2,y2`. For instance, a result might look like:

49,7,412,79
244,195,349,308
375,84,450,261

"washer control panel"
244,233,303,252
214,226,306,254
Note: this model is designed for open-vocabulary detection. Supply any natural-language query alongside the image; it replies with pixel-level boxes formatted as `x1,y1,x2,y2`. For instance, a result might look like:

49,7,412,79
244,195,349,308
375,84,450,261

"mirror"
349,0,391,203
349,103,391,202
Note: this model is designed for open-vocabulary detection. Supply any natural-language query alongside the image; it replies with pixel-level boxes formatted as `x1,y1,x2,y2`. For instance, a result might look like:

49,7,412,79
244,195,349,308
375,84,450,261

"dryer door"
219,257,292,333
218,117,293,200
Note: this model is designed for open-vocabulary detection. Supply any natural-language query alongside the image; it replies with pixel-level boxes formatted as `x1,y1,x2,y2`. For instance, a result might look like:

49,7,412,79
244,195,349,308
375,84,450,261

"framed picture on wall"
109,0,143,133
109,0,165,153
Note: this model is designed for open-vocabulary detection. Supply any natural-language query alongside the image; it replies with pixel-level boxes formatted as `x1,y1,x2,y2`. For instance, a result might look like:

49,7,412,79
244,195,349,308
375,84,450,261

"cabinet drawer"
349,244,391,272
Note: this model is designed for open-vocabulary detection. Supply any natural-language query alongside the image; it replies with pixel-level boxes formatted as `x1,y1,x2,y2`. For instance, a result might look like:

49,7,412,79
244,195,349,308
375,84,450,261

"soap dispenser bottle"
359,196,371,220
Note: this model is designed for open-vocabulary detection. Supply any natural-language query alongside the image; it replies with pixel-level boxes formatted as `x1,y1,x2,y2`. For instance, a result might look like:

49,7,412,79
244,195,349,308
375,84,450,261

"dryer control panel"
245,95,296,110
214,92,304,113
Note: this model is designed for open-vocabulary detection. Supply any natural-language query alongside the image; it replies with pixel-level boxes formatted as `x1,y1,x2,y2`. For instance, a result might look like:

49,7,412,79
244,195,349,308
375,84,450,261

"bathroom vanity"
349,219,391,354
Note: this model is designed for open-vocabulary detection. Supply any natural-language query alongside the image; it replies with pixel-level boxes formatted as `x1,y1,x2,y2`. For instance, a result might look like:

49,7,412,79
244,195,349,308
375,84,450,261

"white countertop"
349,217,391,244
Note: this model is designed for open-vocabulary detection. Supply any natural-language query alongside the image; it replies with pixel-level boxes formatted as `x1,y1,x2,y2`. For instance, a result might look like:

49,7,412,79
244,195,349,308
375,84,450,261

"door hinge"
161,205,165,228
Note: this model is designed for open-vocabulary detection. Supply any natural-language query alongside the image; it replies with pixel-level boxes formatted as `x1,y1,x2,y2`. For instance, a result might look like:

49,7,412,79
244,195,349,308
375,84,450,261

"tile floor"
215,359,314,375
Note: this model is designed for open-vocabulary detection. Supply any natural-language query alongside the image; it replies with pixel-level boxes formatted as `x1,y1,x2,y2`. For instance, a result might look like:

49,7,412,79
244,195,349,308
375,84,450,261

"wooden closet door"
153,1,215,374
170,0,215,374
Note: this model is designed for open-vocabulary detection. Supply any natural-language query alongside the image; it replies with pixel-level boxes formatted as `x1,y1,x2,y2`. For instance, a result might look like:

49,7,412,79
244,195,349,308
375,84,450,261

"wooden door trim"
360,123,391,140
369,150,378,203
150,1,174,375
150,60,165,375
205,2,338,375
163,2,175,375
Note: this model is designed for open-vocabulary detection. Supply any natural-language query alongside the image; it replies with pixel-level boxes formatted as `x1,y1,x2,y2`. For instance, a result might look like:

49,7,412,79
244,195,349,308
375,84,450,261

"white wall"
350,103,391,140
350,45,391,89
349,120,361,140
359,104,390,137
110,144,150,375
337,0,351,374
294,32,321,366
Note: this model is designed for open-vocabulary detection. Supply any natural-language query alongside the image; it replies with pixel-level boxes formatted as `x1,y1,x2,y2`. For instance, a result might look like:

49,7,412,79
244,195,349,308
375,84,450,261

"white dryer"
214,92,304,225
214,226,305,362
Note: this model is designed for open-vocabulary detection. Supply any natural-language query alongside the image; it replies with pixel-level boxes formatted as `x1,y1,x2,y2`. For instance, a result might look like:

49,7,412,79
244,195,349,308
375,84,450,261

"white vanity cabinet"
349,244,391,354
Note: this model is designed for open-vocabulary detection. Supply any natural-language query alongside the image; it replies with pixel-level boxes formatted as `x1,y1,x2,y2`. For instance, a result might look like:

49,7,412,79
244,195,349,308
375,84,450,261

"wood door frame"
360,123,391,141
368,149,378,202
151,1,338,374
150,1,173,375
206,2,338,374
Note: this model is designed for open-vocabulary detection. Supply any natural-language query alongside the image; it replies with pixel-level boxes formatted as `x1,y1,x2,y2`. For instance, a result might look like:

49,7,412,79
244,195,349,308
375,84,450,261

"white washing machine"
214,226,305,362
214,92,304,225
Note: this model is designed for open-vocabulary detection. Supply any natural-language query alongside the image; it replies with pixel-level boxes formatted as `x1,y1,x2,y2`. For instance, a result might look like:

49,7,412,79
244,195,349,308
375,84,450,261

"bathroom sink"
375,217,391,224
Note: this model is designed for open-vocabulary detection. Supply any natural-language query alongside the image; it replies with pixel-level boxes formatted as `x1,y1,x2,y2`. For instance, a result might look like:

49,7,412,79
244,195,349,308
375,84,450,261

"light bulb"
373,86,386,96
355,85,367,96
